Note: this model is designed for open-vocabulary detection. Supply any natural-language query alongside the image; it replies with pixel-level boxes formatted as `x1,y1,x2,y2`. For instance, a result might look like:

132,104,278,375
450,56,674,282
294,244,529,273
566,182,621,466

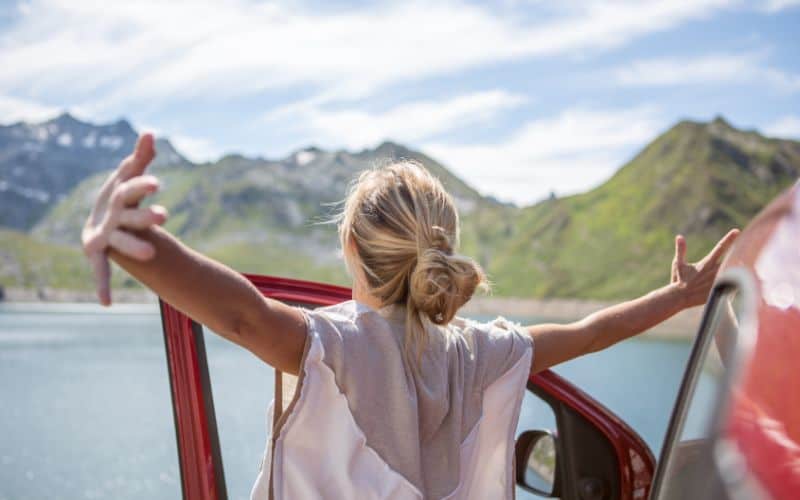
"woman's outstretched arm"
527,229,739,374
81,134,306,374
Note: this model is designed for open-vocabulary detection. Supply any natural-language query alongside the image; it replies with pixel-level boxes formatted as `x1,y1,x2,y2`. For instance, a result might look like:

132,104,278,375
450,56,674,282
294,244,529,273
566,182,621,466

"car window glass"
655,289,741,500
204,327,274,500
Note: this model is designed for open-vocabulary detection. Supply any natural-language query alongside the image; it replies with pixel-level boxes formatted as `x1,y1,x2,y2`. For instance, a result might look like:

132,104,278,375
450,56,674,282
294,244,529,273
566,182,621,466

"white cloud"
0,0,735,114
137,123,223,162
272,90,527,150
0,95,59,123
764,116,800,139
762,0,800,12
423,106,661,205
614,53,800,92
0,0,759,203
169,134,223,163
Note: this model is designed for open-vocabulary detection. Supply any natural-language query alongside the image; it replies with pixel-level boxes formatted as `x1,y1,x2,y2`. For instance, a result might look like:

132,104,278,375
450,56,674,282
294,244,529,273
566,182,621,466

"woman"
82,134,738,499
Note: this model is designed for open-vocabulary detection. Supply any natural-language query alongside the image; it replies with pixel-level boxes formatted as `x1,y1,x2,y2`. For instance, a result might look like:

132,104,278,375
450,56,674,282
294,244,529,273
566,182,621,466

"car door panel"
528,371,655,500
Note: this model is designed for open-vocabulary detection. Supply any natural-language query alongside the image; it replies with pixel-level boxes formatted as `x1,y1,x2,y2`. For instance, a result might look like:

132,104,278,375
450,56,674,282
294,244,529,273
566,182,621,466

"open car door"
158,274,655,500
518,370,656,499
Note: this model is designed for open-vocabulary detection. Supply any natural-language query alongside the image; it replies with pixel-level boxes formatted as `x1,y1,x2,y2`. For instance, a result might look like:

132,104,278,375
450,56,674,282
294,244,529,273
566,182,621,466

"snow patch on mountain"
82,132,97,148
0,180,50,203
57,133,72,147
99,135,124,150
33,126,48,141
295,150,316,166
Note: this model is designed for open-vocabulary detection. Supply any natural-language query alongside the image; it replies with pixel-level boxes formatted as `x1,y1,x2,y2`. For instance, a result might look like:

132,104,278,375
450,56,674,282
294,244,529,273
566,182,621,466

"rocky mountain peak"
0,112,189,230
49,111,81,127
710,115,733,130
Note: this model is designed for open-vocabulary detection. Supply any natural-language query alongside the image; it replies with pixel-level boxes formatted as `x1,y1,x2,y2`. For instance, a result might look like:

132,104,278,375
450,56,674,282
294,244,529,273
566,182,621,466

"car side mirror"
515,429,559,497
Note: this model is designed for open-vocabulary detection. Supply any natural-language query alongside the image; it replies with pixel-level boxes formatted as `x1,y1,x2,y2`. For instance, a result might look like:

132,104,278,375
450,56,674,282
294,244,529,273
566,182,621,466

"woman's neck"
352,278,384,310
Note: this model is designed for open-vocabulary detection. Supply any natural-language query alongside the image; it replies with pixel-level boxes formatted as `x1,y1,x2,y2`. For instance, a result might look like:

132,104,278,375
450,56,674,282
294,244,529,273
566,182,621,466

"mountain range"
0,112,186,230
1,112,798,300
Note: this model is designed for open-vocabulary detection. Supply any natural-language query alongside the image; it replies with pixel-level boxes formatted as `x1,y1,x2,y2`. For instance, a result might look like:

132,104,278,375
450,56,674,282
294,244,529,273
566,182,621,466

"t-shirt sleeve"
470,316,534,389
295,305,350,374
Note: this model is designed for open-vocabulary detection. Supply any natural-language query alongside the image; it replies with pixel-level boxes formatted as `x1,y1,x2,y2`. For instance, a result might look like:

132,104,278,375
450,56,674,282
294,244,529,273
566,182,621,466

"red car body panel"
159,275,656,499
533,371,655,500
718,185,800,499
159,301,220,500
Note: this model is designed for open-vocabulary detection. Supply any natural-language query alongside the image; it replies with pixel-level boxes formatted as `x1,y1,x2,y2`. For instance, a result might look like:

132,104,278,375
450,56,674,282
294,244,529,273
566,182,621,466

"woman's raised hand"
671,229,740,307
81,133,168,305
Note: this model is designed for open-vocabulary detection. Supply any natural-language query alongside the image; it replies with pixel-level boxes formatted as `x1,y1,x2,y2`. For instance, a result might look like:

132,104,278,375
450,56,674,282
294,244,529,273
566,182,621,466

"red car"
158,184,800,500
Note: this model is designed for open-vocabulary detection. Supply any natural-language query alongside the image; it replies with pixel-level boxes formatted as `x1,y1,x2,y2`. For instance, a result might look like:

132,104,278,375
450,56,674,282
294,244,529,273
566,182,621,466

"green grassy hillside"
487,117,800,298
0,229,150,292
0,229,93,290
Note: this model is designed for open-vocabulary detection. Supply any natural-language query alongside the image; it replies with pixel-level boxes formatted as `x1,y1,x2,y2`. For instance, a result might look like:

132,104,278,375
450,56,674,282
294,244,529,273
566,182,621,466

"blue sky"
0,0,798,205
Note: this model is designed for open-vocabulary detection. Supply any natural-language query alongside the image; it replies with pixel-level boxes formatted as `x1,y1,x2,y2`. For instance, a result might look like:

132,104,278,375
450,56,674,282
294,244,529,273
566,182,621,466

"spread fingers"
108,229,156,261
117,133,156,180
110,175,160,210
118,205,168,230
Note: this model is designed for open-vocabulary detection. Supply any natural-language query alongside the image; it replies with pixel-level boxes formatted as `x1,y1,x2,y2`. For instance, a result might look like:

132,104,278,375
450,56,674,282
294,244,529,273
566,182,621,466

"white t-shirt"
251,300,533,500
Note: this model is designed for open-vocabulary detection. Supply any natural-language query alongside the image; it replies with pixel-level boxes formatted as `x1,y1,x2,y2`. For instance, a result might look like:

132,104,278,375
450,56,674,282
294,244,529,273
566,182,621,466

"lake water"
0,303,700,500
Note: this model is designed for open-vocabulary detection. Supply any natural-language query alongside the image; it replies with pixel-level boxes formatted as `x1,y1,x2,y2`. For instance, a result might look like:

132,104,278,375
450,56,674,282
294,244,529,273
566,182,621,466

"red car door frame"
159,274,654,499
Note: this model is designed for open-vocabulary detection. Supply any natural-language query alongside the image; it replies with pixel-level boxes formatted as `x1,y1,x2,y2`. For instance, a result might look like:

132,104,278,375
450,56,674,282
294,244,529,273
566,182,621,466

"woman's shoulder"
310,299,361,318
299,299,403,351
449,314,533,387
303,300,390,330
450,315,531,342
297,300,360,343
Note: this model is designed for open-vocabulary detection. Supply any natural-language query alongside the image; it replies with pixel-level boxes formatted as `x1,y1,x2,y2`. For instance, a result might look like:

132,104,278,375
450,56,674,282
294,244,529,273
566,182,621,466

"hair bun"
429,225,453,254
409,248,485,325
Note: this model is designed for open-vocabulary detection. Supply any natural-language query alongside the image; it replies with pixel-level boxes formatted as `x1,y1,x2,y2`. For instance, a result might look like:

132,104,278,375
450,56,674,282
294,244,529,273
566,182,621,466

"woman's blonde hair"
338,160,488,355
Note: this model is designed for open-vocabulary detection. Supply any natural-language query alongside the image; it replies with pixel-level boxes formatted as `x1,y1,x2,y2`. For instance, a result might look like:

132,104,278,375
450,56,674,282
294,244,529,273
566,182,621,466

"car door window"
203,328,275,500
653,287,742,500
